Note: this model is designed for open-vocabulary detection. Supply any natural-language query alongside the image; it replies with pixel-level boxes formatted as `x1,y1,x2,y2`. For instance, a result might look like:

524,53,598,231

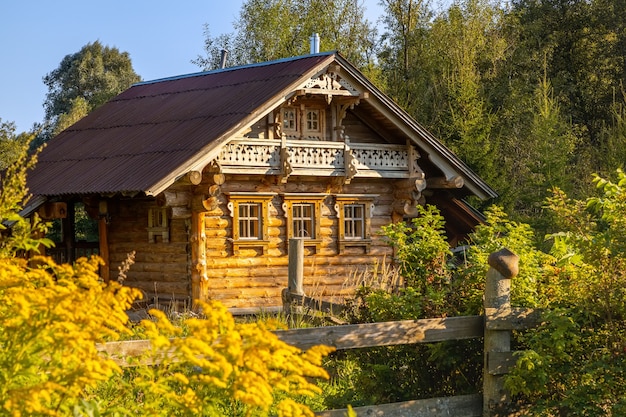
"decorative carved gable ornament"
303,71,359,96
296,67,368,104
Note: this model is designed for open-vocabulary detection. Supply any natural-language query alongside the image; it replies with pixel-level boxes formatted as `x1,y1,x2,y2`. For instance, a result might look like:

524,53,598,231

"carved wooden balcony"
216,138,422,182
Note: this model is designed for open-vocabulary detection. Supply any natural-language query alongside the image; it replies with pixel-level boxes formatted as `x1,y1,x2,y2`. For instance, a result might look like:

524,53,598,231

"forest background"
3,0,626,237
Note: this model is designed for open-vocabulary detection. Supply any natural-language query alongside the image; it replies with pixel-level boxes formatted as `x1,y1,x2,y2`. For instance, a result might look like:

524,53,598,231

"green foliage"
41,41,141,139
0,119,33,171
336,202,555,408
0,139,53,257
505,170,626,415
459,206,551,309
194,0,378,72
381,205,452,289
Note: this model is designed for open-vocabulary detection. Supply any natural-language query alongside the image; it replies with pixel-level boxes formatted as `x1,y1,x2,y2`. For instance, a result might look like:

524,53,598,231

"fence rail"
98,246,539,417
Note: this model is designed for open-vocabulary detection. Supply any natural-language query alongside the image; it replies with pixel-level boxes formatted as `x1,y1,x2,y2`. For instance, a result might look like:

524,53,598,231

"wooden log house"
24,51,497,310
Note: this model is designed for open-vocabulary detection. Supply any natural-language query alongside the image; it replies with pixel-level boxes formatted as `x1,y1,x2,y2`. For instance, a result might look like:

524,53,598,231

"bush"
505,170,626,415
0,256,140,416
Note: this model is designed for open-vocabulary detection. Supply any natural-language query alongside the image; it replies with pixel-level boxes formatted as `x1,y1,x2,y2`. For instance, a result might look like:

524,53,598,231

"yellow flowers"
123,299,335,416
0,137,334,415
0,255,333,416
0,255,142,416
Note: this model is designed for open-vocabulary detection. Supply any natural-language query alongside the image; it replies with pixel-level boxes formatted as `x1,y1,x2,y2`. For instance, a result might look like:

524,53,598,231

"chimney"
310,33,320,54
219,49,228,69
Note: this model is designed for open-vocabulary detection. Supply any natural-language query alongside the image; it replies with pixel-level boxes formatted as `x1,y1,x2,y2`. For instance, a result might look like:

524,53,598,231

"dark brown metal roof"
27,53,335,197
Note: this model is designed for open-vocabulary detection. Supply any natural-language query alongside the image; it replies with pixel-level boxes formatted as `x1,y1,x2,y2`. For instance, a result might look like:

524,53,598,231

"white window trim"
334,194,377,253
227,192,276,255
282,193,326,252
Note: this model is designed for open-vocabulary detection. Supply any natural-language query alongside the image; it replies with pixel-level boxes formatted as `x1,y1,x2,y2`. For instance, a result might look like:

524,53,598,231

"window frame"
282,193,325,252
304,109,321,134
280,105,325,140
282,108,298,134
335,194,377,253
227,192,276,255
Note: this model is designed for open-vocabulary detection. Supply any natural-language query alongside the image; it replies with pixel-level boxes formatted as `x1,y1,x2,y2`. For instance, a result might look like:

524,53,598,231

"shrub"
0,256,141,416
505,170,626,415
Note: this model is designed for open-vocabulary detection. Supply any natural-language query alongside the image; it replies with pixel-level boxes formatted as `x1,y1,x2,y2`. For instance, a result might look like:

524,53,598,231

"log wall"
106,197,190,303
197,175,395,309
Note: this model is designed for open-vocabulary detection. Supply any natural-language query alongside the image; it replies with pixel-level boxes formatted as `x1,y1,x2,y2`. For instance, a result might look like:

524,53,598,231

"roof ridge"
133,51,336,87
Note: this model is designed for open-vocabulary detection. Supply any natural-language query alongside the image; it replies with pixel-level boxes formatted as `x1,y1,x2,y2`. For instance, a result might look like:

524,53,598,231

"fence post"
483,248,519,417
282,238,305,314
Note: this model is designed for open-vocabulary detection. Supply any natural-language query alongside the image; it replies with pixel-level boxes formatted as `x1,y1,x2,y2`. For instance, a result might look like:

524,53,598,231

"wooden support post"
98,216,110,282
288,238,304,295
483,248,519,417
190,210,207,310
283,238,305,314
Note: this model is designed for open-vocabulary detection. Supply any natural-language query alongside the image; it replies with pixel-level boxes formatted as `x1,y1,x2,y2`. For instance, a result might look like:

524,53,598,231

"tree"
509,0,626,157
41,41,141,139
497,67,579,233
428,0,508,197
0,119,32,171
193,0,378,75
377,0,437,121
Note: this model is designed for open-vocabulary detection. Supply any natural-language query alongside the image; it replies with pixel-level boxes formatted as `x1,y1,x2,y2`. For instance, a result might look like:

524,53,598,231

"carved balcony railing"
216,138,421,182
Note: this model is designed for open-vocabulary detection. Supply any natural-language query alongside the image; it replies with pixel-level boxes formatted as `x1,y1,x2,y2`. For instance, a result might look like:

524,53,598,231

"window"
343,204,365,239
305,110,320,132
227,193,275,254
292,203,314,238
147,206,170,243
283,108,297,132
335,195,377,253
282,194,325,252
238,203,261,239
280,106,324,140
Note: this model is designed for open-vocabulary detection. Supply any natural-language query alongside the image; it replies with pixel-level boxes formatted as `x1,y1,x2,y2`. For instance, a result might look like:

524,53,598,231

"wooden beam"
487,351,516,376
485,307,541,330
315,394,482,417
274,316,483,351
483,248,519,416
163,190,191,207
98,316,484,366
190,210,207,309
427,176,465,189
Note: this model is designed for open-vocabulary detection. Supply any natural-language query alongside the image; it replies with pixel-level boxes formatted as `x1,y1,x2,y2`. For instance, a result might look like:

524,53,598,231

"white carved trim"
303,72,360,96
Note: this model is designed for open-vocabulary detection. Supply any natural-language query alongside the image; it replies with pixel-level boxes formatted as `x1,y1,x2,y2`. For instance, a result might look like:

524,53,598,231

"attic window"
280,106,325,140
306,110,320,132
283,108,297,132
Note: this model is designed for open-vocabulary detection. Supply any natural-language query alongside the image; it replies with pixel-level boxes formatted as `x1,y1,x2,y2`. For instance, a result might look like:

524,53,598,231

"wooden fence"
98,244,539,417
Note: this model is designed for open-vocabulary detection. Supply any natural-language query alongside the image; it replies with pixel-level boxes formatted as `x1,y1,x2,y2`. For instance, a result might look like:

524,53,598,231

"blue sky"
0,0,384,133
